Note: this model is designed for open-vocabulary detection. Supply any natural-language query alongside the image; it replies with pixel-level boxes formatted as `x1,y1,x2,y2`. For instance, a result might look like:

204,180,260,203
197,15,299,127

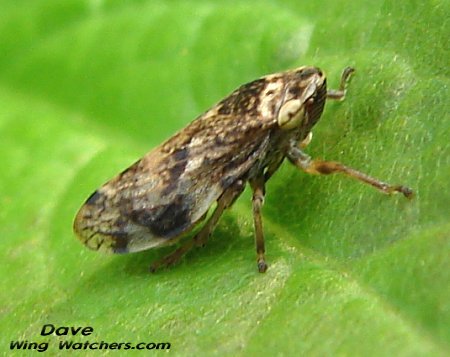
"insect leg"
287,146,413,198
149,180,245,272
193,179,245,248
250,176,268,273
149,237,196,273
326,67,355,100
264,159,284,183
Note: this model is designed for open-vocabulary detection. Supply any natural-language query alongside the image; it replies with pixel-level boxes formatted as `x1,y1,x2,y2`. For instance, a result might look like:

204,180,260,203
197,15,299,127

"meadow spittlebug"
74,66,413,273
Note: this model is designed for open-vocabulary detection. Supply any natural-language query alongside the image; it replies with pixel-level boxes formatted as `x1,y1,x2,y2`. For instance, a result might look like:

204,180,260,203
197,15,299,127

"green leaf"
1,0,448,355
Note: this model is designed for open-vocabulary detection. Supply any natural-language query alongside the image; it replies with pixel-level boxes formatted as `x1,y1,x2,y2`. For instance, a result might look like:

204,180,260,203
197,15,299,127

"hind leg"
149,180,245,272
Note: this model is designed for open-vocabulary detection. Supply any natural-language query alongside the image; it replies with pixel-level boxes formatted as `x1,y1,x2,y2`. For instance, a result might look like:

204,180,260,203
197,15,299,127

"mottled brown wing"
73,110,275,254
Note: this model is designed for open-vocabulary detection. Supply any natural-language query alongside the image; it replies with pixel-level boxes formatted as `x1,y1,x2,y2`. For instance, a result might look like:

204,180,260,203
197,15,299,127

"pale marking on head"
299,131,313,148
301,81,318,101
260,80,284,118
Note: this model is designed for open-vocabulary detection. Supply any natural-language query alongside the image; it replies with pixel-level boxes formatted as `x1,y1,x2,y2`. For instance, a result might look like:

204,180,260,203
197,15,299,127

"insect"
74,66,413,273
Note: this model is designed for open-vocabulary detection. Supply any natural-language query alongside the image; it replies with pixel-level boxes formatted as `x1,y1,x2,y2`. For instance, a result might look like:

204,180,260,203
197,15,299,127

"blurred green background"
1,0,449,355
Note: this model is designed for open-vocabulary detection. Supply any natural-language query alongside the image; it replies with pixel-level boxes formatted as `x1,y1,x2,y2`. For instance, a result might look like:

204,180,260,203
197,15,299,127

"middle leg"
250,176,268,273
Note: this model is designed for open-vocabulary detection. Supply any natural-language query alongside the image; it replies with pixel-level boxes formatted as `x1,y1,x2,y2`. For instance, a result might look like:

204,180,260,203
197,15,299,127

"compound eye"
277,99,305,130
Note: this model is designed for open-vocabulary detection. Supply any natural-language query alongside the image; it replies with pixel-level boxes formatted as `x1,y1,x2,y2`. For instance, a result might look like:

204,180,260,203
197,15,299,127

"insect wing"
74,112,271,254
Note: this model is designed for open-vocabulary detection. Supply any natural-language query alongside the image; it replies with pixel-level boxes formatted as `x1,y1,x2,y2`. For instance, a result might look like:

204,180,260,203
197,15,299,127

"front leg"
287,146,413,198
327,67,355,100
